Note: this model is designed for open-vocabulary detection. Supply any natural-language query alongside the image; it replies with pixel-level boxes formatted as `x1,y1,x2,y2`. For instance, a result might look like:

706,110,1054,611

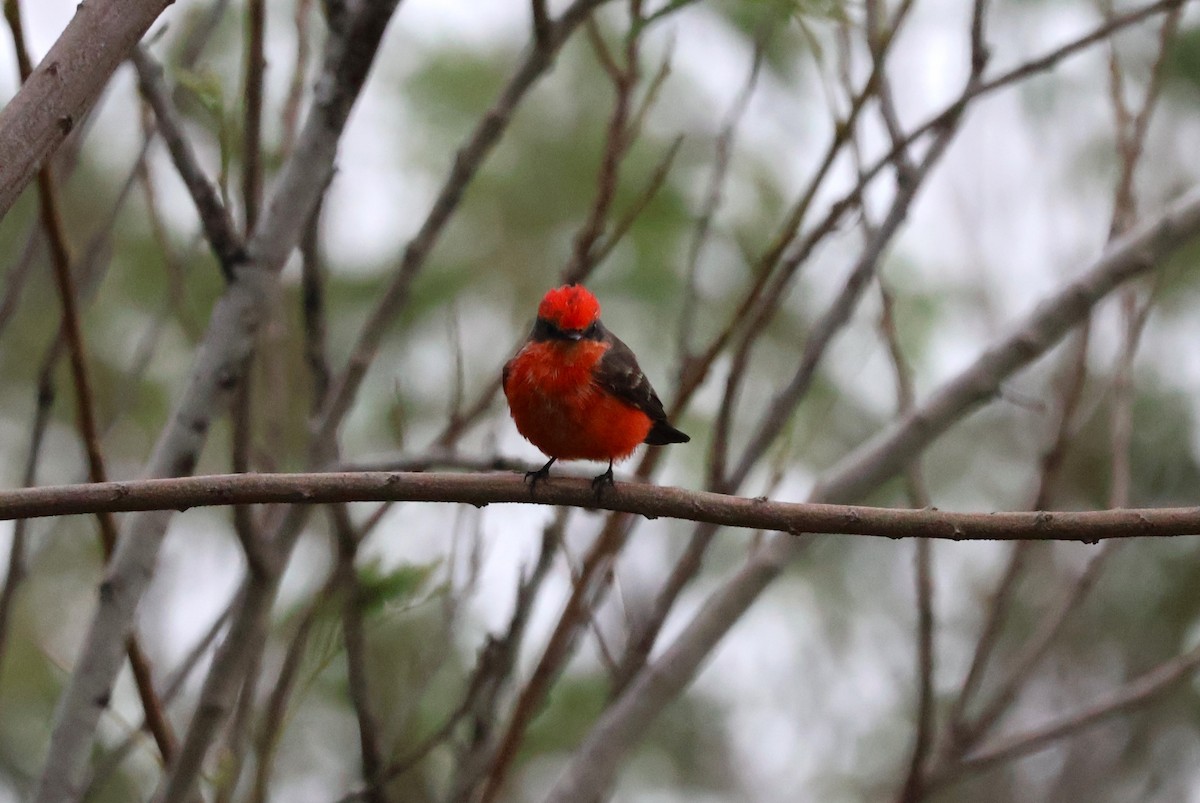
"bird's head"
534,284,602,342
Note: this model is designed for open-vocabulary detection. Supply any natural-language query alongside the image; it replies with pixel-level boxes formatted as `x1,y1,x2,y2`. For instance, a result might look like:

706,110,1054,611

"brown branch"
251,574,339,803
879,279,936,803
676,28,765,361
0,0,175,216
852,0,1185,207
933,644,1200,785
330,506,390,803
437,513,564,802
532,0,552,49
4,0,177,764
586,134,684,270
561,12,639,284
314,0,615,450
4,471,1200,541
131,47,247,275
242,0,267,233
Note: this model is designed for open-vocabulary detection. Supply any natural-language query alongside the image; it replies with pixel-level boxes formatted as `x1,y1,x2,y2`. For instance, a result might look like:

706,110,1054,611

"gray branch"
542,184,1200,801
0,0,173,216
32,2,404,799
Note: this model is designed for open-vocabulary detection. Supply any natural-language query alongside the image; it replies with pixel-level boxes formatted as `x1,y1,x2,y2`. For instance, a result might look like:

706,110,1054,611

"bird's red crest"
537,284,600,331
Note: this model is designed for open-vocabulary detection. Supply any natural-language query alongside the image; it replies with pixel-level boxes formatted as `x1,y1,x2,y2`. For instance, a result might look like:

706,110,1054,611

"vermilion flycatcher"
503,284,690,488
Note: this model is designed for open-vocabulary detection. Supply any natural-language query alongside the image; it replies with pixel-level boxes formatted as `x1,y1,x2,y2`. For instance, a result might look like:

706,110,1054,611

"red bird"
503,284,689,488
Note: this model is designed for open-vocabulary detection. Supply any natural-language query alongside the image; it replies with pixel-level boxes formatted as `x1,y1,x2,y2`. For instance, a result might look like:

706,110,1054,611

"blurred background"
2,0,1200,801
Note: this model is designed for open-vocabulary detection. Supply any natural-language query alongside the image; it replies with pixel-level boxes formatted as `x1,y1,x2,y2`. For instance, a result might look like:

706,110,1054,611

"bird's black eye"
531,318,559,341
583,321,602,340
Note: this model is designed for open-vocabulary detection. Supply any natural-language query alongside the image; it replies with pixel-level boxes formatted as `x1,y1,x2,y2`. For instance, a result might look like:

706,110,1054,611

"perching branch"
6,470,1200,542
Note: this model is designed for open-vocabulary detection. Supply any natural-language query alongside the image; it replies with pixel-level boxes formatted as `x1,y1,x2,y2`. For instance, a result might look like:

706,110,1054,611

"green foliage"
1165,25,1200,96
355,557,441,616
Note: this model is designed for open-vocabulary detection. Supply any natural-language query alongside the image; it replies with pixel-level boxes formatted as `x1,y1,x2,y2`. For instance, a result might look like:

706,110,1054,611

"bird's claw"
524,458,556,494
590,463,615,500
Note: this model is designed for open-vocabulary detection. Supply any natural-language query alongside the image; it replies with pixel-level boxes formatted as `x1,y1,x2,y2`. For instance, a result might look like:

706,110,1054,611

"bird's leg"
591,460,615,497
525,457,557,490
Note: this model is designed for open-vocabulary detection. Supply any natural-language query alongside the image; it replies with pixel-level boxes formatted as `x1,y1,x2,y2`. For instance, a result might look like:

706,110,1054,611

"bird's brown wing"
593,328,689,445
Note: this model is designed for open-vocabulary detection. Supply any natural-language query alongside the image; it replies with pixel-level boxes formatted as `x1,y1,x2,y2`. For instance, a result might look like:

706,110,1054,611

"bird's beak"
565,330,584,341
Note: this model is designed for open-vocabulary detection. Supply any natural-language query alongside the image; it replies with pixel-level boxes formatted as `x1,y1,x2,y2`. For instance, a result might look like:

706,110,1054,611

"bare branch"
6,471,1200,541
0,0,175,216
531,0,552,49
540,179,1200,803
314,0,616,451
330,507,390,802
131,47,247,274
938,645,1200,782
242,0,267,232
4,1,177,765
34,1,406,798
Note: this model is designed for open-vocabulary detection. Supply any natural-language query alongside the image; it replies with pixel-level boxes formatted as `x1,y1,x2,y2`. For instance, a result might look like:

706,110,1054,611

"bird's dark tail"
644,419,690,445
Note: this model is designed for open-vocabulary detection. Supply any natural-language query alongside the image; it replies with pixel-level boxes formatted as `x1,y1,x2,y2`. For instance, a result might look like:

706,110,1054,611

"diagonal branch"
937,644,1200,783
131,47,247,274
4,0,176,764
540,179,1200,802
33,2,406,800
314,0,616,451
0,0,175,216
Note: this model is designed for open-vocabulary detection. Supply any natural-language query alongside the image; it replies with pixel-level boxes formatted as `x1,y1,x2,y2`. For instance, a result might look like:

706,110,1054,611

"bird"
502,283,689,490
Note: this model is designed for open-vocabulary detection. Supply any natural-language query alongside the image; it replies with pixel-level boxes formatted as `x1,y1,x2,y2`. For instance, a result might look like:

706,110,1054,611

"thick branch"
3,471,1200,541
0,0,173,216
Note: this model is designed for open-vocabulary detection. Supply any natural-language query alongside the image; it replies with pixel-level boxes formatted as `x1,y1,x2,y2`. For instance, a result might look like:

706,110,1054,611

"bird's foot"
524,457,556,493
590,461,615,500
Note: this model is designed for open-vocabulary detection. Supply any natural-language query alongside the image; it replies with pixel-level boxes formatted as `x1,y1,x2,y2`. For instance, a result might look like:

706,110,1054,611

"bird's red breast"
503,339,654,462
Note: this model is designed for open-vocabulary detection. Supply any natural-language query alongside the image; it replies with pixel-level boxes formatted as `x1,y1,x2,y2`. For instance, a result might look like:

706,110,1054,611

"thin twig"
34,1,409,797
438,513,564,802
250,573,340,803
242,0,266,233
5,1,177,764
937,644,1200,783
879,278,935,803
282,0,316,158
561,13,639,284
315,0,616,451
676,26,766,361
131,47,247,276
541,108,1200,803
330,505,390,803
0,362,54,683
